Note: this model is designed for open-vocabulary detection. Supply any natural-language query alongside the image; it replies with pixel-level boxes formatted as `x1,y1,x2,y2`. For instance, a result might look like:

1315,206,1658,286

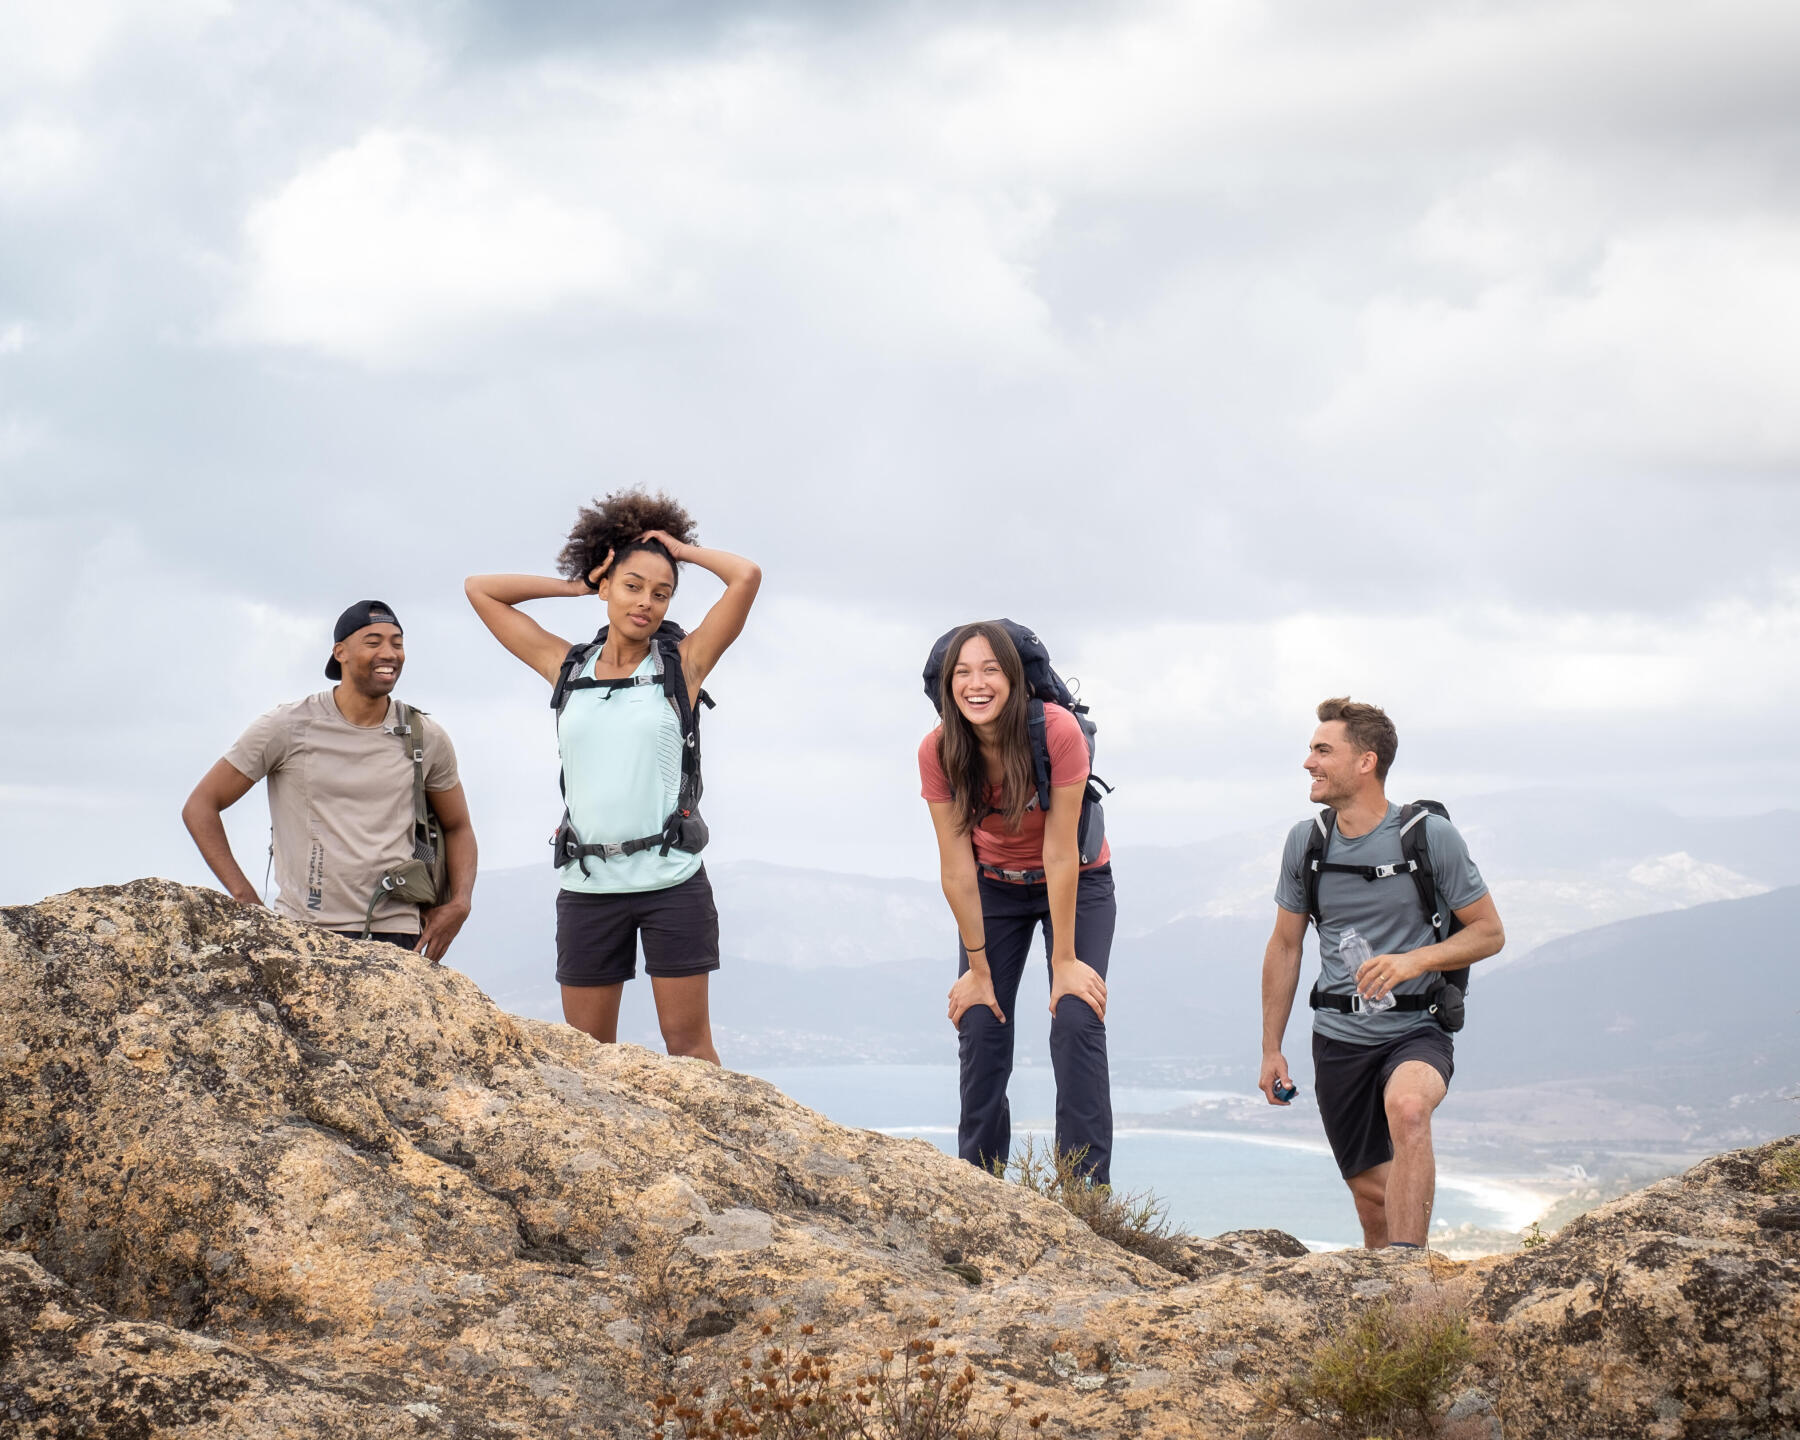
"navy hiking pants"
956,864,1116,1186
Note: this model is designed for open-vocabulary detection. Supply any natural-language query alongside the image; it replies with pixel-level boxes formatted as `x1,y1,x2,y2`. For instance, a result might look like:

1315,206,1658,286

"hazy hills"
1107,788,1792,954
1456,883,1799,1105
444,793,1800,1156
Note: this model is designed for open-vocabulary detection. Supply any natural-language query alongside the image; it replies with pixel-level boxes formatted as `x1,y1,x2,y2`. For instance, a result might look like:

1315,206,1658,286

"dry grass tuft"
1761,1140,1800,1194
1270,1294,1477,1435
650,1317,1048,1440
1005,1136,1195,1274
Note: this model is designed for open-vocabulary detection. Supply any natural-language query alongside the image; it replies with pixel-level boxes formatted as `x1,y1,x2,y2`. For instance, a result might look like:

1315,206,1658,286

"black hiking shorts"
555,867,720,987
1313,1026,1454,1180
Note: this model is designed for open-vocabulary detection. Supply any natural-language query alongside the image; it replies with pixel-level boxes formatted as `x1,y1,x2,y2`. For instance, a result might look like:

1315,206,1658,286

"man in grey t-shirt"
181,600,478,960
1259,697,1505,1250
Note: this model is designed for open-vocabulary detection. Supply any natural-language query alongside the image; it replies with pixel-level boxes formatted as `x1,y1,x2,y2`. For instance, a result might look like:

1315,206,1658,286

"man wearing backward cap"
182,601,478,959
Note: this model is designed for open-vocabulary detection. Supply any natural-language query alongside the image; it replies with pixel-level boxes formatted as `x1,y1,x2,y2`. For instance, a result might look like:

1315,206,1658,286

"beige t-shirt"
224,691,460,934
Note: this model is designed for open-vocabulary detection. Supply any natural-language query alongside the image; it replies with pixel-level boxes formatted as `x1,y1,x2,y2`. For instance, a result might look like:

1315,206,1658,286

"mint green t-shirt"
557,650,702,895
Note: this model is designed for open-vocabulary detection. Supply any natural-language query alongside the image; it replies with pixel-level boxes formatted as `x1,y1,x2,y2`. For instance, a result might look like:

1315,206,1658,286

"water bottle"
1340,927,1394,1014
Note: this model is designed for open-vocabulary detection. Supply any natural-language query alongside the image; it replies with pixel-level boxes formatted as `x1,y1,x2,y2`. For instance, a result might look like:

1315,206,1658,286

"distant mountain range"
443,793,1799,1157
1456,883,1799,1105
1107,788,1794,954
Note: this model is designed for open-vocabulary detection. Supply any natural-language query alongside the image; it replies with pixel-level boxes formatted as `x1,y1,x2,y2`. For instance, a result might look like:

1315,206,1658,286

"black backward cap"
325,600,402,679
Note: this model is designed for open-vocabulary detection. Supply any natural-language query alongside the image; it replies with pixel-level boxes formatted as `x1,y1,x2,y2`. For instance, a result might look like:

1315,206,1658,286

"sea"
743,1062,1546,1252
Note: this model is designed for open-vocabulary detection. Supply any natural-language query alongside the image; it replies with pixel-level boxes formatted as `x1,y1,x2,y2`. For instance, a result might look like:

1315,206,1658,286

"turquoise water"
747,1063,1536,1250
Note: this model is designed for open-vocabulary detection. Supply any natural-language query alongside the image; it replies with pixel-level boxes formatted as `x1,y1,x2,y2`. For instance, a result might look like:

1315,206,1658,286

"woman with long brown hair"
466,489,760,1064
918,621,1116,1184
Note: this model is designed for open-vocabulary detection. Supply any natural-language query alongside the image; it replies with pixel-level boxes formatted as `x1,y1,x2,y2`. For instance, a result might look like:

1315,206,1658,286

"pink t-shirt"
918,702,1111,879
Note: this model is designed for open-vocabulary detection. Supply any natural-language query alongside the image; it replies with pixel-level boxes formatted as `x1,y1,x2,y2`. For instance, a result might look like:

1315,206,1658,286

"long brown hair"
936,622,1035,836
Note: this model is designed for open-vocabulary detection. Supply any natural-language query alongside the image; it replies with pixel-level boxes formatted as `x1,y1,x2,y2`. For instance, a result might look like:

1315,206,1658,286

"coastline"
873,1119,1561,1252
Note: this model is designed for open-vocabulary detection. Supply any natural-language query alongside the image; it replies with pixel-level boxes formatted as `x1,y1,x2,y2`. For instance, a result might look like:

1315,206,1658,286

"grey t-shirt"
1274,803,1488,1044
224,692,459,934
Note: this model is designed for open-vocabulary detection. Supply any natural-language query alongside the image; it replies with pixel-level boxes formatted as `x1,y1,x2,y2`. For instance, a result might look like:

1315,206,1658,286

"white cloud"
222,44,1070,373
1073,592,1800,743
0,417,44,464
224,129,658,365
0,0,227,87
921,0,1800,190
1309,213,1800,469
0,120,87,201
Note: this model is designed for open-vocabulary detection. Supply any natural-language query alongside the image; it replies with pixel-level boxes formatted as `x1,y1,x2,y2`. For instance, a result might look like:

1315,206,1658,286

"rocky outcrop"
1,881,1795,1438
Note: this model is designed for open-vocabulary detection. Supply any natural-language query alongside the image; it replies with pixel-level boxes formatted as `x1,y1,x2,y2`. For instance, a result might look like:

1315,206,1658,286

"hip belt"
1309,983,1438,1015
979,863,1045,884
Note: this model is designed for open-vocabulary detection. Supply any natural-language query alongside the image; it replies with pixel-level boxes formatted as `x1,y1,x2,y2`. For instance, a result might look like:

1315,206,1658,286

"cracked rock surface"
2,881,1795,1438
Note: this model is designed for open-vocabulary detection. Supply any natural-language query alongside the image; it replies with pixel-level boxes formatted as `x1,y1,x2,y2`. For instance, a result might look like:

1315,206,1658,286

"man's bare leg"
1381,1059,1449,1246
1346,1162,1391,1248
562,982,625,1043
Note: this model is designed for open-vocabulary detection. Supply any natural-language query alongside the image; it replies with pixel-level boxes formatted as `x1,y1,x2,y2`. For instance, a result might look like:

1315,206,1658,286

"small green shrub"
1274,1297,1476,1434
651,1317,1049,1440
1006,1136,1193,1273
1762,1141,1800,1193
1518,1221,1546,1249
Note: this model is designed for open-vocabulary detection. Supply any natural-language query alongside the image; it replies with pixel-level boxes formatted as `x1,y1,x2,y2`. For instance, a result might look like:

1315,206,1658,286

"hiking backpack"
921,618,1111,881
1300,799,1470,996
547,621,713,875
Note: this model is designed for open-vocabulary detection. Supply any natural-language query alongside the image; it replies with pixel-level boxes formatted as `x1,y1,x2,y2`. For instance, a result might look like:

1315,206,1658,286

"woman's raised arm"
638,529,761,693
464,573,586,685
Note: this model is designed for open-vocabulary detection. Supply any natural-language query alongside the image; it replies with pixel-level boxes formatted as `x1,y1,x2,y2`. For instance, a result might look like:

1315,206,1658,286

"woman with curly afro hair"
466,490,760,1063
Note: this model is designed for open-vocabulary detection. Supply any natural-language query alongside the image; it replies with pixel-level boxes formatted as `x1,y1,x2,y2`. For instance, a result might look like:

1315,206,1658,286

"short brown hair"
1317,697,1397,783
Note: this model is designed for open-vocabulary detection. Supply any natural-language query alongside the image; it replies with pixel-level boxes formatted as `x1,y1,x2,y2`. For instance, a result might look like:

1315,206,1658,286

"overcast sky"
4,0,1798,903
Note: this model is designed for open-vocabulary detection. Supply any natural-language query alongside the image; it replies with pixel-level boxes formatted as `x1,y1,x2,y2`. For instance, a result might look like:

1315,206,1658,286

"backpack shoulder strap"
1301,808,1337,924
1025,697,1052,813
1398,801,1445,938
391,701,432,841
550,635,606,712
654,636,697,739
1400,798,1471,992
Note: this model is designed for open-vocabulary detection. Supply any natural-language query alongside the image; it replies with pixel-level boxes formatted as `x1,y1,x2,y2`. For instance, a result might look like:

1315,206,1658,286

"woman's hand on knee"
1049,958,1107,1023
948,970,1005,1029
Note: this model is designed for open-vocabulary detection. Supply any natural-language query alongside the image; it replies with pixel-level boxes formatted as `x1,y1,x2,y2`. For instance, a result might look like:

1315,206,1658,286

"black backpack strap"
550,637,606,712
1025,698,1053,813
653,636,706,856
1397,803,1442,938
1301,808,1337,925
1400,800,1470,992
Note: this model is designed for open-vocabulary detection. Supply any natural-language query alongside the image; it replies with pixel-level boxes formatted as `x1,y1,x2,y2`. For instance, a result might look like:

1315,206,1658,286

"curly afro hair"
557,488,698,591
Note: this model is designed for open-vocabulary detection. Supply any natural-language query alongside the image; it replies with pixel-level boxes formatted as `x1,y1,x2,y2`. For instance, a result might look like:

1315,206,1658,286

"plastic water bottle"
1340,927,1394,1014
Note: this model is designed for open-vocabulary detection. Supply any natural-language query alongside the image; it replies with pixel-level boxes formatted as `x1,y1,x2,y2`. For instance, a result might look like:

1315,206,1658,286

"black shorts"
1313,1026,1454,1180
555,867,720,987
